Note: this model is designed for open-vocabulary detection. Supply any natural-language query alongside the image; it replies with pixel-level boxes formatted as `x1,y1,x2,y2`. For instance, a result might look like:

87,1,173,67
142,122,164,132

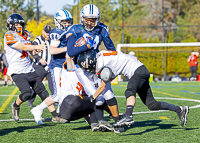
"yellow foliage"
26,16,54,41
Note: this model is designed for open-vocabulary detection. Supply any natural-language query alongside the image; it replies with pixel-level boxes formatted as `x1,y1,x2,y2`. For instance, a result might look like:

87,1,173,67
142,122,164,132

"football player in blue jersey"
31,9,73,124
66,4,123,133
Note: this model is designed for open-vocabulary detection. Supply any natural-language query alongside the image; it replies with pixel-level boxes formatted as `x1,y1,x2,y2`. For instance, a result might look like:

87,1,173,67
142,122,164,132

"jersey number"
21,50,29,58
5,34,14,41
76,82,83,93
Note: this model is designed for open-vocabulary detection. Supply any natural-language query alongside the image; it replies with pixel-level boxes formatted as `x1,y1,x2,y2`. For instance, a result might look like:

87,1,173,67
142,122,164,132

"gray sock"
160,101,180,113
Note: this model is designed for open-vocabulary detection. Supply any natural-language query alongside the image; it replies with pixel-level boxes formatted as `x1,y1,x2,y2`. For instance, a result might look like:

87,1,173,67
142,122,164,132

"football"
74,37,87,47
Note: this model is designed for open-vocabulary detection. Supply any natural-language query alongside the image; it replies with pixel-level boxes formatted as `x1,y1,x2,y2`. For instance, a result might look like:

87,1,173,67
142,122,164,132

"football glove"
86,36,94,49
90,96,95,103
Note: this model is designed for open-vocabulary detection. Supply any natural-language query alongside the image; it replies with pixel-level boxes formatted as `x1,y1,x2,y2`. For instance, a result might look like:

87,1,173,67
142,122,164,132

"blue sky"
39,0,76,15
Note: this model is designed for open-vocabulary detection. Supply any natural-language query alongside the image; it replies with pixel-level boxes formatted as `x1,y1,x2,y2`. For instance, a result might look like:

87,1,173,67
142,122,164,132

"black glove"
90,96,95,103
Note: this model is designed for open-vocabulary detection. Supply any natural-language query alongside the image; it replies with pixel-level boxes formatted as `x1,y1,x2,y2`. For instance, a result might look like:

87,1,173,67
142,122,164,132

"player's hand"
90,96,95,103
35,42,47,50
32,49,41,55
39,58,47,66
86,36,94,49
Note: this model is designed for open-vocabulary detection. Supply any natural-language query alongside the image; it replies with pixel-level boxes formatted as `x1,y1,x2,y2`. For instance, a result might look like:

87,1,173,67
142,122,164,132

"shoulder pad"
99,67,113,83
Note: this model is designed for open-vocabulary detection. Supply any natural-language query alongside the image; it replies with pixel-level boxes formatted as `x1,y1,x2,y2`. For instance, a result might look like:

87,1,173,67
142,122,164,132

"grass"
0,81,200,142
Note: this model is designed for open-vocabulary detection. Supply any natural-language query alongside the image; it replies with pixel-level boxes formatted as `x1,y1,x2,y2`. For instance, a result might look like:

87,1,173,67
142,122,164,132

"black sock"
51,110,59,117
160,102,180,113
125,105,134,117
5,82,7,85
13,101,20,108
90,112,98,124
113,116,120,123
95,105,104,121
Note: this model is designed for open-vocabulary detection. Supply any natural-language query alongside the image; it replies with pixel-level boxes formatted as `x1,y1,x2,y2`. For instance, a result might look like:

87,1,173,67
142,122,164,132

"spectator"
1,52,14,86
187,50,199,81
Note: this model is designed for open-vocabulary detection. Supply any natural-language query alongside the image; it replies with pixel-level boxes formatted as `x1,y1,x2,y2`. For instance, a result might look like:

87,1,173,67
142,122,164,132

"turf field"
0,81,200,142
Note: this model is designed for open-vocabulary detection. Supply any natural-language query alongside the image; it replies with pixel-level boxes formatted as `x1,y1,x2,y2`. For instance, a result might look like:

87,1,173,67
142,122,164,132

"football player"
77,50,190,128
31,9,73,124
4,13,57,122
66,4,122,133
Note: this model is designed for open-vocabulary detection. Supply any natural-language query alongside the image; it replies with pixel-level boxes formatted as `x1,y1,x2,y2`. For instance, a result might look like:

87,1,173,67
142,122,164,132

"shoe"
3,84,8,87
51,116,69,123
177,106,189,126
114,126,125,133
99,120,114,132
113,115,135,127
12,83,15,87
11,102,20,122
91,123,100,132
27,101,33,107
31,106,43,125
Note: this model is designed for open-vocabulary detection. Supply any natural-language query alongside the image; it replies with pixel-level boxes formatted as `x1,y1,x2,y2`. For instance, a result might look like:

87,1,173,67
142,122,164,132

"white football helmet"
54,9,73,30
80,4,100,31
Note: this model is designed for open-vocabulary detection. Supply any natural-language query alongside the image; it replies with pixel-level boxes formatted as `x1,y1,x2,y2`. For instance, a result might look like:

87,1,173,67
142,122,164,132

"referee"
28,25,54,107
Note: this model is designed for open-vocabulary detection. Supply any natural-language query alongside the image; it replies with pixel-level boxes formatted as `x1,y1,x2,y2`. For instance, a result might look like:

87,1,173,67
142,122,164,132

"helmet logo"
55,12,61,18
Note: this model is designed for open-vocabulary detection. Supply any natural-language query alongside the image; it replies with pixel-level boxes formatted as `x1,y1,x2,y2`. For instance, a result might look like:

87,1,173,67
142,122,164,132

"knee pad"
38,90,49,101
147,101,161,110
95,96,105,106
106,97,117,106
19,92,32,102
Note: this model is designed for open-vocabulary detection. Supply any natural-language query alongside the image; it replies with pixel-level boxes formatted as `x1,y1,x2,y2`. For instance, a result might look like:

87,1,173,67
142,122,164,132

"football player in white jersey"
77,50,190,129
4,13,58,122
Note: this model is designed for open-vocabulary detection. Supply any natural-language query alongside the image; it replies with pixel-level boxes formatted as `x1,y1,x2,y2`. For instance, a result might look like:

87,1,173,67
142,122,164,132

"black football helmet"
77,50,97,73
7,13,25,34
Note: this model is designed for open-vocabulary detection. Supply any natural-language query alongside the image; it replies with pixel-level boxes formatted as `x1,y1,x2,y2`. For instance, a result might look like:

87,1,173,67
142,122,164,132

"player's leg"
137,66,189,126
11,73,32,121
28,64,47,107
31,71,66,124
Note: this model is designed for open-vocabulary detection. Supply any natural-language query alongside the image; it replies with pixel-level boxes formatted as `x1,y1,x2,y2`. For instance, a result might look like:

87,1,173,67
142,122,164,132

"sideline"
0,87,19,116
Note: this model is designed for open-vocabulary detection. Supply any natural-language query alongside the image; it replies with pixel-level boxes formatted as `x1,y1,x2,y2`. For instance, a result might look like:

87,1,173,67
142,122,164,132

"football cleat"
11,102,20,122
99,120,114,132
51,116,69,123
91,123,100,132
114,126,125,133
178,106,189,126
113,115,135,127
31,106,43,125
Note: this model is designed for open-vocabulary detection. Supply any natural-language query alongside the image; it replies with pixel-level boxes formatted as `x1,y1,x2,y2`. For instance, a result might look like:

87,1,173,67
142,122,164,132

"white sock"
37,101,48,111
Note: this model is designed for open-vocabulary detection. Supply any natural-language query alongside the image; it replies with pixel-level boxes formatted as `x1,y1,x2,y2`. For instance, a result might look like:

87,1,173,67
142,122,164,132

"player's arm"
92,80,107,99
67,34,91,57
13,42,46,51
101,25,116,51
49,32,72,55
65,52,74,70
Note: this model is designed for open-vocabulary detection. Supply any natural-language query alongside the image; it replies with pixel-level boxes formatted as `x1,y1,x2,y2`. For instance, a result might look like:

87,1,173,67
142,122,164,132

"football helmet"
80,4,100,31
77,50,97,73
7,13,25,35
54,9,73,30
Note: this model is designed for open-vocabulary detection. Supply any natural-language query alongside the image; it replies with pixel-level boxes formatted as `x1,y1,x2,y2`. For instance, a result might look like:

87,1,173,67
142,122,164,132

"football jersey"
67,23,116,61
49,28,68,68
60,69,83,104
4,30,34,76
96,50,144,79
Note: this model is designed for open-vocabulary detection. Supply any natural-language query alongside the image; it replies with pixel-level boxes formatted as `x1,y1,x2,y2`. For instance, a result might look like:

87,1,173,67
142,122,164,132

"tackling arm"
93,80,106,99
67,34,90,57
13,42,46,51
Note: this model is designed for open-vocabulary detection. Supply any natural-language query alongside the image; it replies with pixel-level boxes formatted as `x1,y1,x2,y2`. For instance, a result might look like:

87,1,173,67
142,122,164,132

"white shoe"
31,106,43,125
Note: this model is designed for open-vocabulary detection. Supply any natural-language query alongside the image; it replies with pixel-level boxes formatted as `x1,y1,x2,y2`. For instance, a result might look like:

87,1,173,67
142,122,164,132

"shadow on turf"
0,124,54,136
121,120,198,136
